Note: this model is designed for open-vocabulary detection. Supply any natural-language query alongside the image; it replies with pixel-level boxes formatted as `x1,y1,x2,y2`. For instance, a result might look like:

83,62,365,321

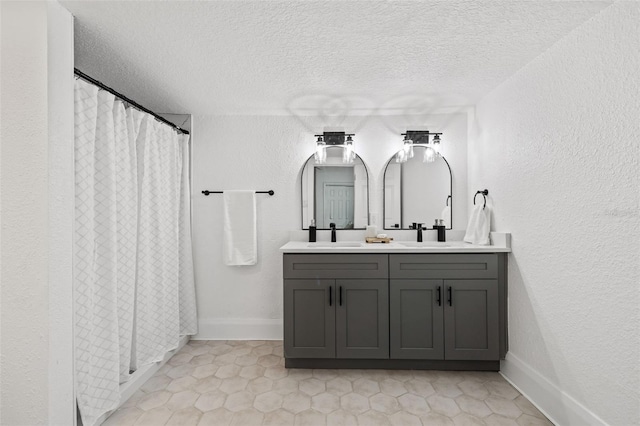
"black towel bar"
202,190,274,196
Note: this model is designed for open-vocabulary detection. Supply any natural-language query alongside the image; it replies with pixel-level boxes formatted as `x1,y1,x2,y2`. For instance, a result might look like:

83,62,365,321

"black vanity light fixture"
396,130,443,163
314,131,356,164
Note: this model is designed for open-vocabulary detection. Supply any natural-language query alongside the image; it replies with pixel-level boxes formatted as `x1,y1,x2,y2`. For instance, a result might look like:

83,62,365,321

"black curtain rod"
74,68,190,135
202,190,275,196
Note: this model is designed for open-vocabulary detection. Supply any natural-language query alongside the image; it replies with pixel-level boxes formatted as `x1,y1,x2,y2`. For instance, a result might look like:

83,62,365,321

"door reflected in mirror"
302,146,369,230
383,146,452,230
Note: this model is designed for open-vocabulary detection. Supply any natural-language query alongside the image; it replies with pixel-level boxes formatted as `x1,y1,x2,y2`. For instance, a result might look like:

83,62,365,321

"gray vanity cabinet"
389,254,501,361
284,252,507,369
283,254,389,360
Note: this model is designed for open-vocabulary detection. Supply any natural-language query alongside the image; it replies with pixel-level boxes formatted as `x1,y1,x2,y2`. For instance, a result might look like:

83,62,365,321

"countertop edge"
279,243,511,254
280,232,512,253
280,248,512,253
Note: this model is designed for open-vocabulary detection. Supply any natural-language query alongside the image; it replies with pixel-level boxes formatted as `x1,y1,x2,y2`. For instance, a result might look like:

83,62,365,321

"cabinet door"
336,279,389,359
284,280,335,358
444,280,499,360
390,280,444,359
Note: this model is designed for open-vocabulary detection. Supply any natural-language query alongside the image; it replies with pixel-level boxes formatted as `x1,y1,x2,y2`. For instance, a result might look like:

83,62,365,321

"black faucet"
330,222,337,242
416,223,424,242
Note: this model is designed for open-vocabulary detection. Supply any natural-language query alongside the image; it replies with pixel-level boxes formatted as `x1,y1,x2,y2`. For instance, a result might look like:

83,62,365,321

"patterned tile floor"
103,340,553,426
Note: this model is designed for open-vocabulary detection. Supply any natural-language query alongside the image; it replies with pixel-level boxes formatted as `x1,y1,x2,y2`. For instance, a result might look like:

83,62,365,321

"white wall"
0,1,75,424
468,2,639,425
46,2,75,424
192,113,468,339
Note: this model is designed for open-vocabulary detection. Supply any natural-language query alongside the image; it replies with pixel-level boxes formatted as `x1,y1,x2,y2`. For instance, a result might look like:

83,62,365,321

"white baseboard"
194,318,283,340
500,353,607,426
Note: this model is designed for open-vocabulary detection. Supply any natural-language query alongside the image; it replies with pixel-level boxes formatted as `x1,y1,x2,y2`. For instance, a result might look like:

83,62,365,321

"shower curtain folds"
73,79,197,426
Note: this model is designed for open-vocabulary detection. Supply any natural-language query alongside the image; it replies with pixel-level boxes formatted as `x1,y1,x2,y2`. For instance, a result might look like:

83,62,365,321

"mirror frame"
301,147,370,230
382,148,453,230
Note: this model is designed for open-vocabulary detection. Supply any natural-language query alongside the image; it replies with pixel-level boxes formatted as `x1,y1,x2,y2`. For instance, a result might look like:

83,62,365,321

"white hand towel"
464,204,492,245
223,190,257,265
440,204,451,228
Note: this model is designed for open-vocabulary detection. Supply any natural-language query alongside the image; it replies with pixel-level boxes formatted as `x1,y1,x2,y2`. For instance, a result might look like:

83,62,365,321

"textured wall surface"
46,1,75,424
468,2,640,425
1,2,50,424
191,114,468,336
1,2,75,424
62,1,610,115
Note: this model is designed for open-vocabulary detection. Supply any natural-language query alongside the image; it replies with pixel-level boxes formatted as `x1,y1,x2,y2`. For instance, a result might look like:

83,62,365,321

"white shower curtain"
113,99,137,384
134,116,182,367
74,79,197,426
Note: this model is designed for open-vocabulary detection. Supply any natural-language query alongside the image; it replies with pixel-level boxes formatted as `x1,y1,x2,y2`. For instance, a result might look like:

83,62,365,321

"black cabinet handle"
339,286,343,306
447,286,452,306
437,286,441,306
329,286,332,306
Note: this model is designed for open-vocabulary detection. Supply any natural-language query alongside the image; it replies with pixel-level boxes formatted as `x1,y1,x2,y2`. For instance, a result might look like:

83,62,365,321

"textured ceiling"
61,0,611,116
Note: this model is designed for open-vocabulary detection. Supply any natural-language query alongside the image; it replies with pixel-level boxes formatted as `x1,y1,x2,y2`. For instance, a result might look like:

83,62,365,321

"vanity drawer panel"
284,254,388,279
390,254,497,279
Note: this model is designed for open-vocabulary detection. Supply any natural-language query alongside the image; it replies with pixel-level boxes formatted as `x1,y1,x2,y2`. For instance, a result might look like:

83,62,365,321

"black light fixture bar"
314,132,355,145
402,130,442,144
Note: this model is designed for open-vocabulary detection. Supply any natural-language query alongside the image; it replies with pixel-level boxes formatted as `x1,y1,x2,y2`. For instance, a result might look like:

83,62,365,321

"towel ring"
446,195,451,206
474,189,489,209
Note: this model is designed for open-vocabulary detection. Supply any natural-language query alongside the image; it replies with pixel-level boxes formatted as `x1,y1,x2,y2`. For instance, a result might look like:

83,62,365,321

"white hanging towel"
223,190,257,265
464,204,492,245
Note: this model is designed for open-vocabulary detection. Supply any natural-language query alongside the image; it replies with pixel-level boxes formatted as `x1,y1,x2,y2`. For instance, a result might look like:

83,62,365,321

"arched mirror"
301,146,370,230
383,145,452,230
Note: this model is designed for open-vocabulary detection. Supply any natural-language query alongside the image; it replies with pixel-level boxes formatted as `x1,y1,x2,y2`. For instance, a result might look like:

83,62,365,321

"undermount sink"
307,242,363,248
398,241,452,248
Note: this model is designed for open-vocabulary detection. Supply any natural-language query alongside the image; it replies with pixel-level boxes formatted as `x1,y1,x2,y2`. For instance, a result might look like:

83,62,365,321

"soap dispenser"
309,219,316,242
436,219,446,242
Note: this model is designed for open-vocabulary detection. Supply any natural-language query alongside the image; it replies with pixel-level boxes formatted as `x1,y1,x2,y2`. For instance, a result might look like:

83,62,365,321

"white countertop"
280,232,511,253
